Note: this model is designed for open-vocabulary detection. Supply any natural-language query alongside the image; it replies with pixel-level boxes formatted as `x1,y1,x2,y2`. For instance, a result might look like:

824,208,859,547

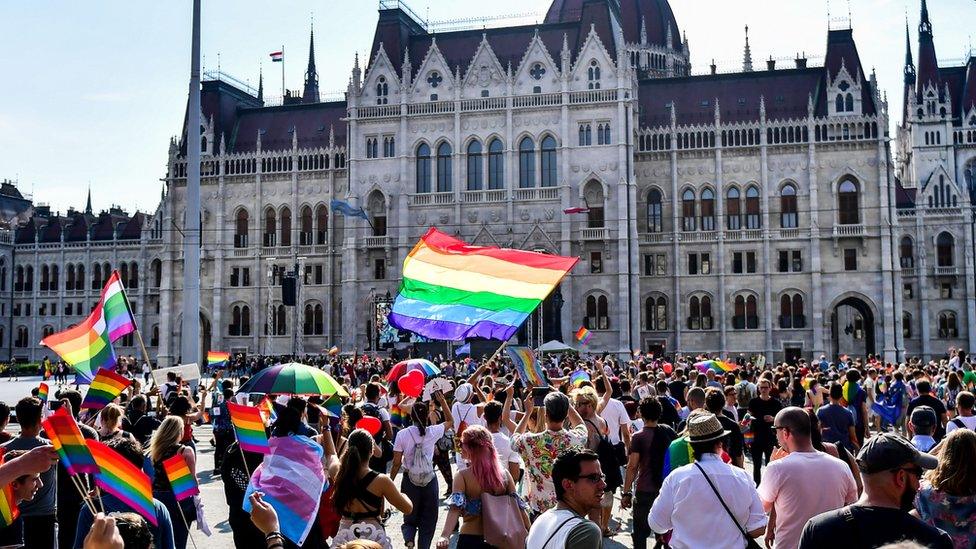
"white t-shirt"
451,401,484,466
491,431,521,468
598,398,630,445
947,415,976,433
393,424,446,471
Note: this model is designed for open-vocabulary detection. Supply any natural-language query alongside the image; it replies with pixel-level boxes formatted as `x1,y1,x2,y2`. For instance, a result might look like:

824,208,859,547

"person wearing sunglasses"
525,449,606,549
798,432,951,549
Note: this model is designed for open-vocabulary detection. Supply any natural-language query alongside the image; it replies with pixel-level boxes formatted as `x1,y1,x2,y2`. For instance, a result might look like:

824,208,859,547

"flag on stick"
162,454,200,501
389,228,578,341
0,452,19,527
227,402,271,455
507,346,546,387
41,408,99,475
575,326,592,345
207,351,230,368
37,383,49,405
87,440,157,526
81,369,132,410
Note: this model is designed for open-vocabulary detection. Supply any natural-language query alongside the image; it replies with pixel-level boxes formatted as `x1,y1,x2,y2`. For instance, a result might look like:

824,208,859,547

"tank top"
524,508,585,549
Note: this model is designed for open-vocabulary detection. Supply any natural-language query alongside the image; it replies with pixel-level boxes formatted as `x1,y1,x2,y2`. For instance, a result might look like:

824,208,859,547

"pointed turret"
257,68,264,102
916,0,940,96
85,187,92,216
743,25,753,72
903,21,915,119
302,24,320,104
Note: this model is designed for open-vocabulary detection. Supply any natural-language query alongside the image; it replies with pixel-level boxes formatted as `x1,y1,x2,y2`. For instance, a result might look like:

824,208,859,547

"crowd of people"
0,347,973,549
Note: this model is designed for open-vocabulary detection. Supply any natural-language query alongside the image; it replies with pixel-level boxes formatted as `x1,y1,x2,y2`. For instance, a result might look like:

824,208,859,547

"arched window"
845,93,854,112
150,325,159,347
92,263,102,290
272,304,286,336
587,60,601,90
645,296,667,331
726,187,741,230
838,177,860,224
681,189,696,231
584,295,610,330
416,143,432,193
14,266,22,292
314,304,324,335
746,295,758,329
279,206,292,247
150,260,161,288
936,232,954,266
700,188,715,231
734,295,746,329
647,189,663,232
745,186,761,229
602,124,611,145
50,265,59,291
938,311,958,338
42,325,54,339
303,304,314,335
40,265,49,292
102,263,110,287
436,142,452,192
519,137,536,188
780,184,798,228
375,76,388,105
597,124,605,145
241,305,251,336
315,204,329,245
300,206,313,245
466,140,483,191
230,306,242,336
25,266,33,291
235,209,249,248
541,136,557,187
902,311,912,339
835,94,845,112
488,139,504,190
899,236,914,268
119,263,128,288
263,208,277,247
66,265,75,291
76,264,85,290
15,326,28,348
128,263,137,289
688,295,713,330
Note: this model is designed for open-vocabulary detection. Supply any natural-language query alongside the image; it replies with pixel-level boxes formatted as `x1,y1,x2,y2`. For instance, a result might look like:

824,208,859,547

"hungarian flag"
269,51,283,62
563,207,590,214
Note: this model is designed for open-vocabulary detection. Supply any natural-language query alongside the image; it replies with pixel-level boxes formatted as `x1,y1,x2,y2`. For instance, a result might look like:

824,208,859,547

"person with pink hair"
435,425,529,549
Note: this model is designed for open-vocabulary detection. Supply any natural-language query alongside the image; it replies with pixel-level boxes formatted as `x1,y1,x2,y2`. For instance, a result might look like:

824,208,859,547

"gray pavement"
0,377,634,548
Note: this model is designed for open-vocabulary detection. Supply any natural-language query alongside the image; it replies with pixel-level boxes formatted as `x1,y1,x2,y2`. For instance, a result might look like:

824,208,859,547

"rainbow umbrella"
386,359,440,382
239,363,348,397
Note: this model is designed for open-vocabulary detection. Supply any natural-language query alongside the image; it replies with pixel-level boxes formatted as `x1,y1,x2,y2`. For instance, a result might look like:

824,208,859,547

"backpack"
585,419,623,490
407,428,435,487
736,381,752,409
453,405,473,456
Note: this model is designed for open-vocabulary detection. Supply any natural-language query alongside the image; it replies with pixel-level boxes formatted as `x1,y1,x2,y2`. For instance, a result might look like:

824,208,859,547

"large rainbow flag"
388,228,577,341
87,439,157,526
507,346,546,387
40,271,136,383
694,359,737,375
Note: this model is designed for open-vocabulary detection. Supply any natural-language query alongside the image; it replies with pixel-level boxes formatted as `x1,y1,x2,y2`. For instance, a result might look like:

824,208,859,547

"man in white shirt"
758,407,858,549
947,391,976,433
648,413,767,549
595,373,631,536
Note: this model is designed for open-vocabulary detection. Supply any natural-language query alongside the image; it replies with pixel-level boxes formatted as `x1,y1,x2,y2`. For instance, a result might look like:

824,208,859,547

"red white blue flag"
269,51,283,62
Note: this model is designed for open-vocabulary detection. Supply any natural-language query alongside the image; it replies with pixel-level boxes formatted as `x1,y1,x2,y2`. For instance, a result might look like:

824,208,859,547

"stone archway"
830,296,876,360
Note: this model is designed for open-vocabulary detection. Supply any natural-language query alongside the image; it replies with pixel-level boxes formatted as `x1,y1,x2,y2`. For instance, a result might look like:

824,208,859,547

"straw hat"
454,383,474,404
686,413,731,444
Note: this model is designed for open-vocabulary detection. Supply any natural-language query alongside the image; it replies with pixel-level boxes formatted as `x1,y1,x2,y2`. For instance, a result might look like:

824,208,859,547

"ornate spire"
257,67,264,101
743,25,753,72
919,0,931,34
302,23,320,103
85,186,92,215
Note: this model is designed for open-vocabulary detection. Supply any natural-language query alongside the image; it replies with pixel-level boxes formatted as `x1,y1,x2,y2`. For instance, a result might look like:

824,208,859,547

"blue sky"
0,0,972,214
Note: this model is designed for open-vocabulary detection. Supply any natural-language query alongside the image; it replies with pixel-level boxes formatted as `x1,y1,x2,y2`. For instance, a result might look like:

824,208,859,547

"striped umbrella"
385,358,440,382
239,363,348,397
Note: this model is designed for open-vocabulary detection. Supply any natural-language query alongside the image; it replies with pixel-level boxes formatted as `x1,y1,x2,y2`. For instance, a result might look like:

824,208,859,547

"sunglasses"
574,473,606,484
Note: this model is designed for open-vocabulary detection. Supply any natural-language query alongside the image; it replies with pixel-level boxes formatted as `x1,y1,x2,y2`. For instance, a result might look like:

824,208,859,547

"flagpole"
281,44,285,98
111,269,157,384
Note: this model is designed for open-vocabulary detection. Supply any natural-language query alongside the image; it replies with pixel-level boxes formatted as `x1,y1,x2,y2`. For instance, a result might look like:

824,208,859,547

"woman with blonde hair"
98,403,135,442
149,416,197,549
436,425,528,549
915,428,976,549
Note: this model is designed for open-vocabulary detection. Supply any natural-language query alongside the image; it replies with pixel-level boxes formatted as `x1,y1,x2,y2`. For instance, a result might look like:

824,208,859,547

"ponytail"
332,429,374,513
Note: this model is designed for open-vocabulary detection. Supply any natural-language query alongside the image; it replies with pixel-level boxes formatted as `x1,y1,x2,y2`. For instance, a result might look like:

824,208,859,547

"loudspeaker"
281,275,297,306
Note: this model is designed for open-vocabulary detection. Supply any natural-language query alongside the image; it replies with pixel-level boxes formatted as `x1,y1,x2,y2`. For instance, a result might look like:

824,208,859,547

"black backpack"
585,419,623,490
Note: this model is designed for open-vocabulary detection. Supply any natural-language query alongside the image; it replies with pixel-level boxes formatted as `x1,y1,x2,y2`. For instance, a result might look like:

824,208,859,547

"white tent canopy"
535,340,576,353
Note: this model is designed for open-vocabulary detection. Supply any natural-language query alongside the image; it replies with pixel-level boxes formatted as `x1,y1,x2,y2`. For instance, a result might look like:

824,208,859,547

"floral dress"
915,481,976,549
511,425,587,513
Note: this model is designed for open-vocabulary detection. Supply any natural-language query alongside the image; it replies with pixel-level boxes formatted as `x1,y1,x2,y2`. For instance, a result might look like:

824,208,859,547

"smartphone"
48,401,62,411
532,387,551,407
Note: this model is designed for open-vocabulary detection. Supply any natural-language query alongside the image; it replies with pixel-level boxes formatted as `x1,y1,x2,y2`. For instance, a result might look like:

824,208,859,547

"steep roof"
117,212,145,240
229,101,347,153
614,0,681,49
824,28,877,116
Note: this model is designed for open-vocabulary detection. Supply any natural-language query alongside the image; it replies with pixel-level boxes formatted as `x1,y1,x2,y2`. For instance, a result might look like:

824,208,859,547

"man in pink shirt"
758,407,858,549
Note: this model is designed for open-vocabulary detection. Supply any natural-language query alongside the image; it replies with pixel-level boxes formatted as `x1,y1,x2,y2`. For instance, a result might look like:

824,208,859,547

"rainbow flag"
207,351,230,368
841,381,861,407
37,383,49,404
570,369,590,386
507,346,546,387
41,407,99,475
40,271,136,383
327,346,339,356
662,436,694,478
227,402,271,455
694,359,737,374
390,402,407,429
575,326,592,345
257,396,277,425
81,368,132,410
323,394,343,419
388,228,578,341
87,439,157,526
0,452,19,527
162,454,200,501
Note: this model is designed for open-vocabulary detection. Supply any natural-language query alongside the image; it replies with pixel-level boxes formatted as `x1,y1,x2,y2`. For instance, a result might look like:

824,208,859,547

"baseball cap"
856,432,939,474
909,405,937,429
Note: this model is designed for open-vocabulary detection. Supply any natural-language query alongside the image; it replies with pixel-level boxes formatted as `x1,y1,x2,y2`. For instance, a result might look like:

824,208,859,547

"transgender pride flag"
243,435,327,545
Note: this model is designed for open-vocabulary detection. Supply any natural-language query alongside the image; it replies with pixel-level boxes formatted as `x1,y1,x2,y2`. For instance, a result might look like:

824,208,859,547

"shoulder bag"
694,462,762,549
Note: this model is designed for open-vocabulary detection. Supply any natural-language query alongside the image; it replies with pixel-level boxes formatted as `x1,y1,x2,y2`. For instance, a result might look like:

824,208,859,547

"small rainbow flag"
662,436,694,478
227,402,270,455
41,407,99,475
323,394,343,419
81,369,132,410
162,454,200,501
507,346,546,387
390,402,407,429
327,346,339,356
694,360,737,375
0,452,20,527
575,326,592,345
257,396,277,425
570,369,591,386
87,439,157,526
207,351,230,368
37,383,49,405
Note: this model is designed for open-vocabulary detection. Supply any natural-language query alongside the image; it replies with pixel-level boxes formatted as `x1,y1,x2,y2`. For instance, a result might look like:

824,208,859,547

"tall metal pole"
181,0,202,367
